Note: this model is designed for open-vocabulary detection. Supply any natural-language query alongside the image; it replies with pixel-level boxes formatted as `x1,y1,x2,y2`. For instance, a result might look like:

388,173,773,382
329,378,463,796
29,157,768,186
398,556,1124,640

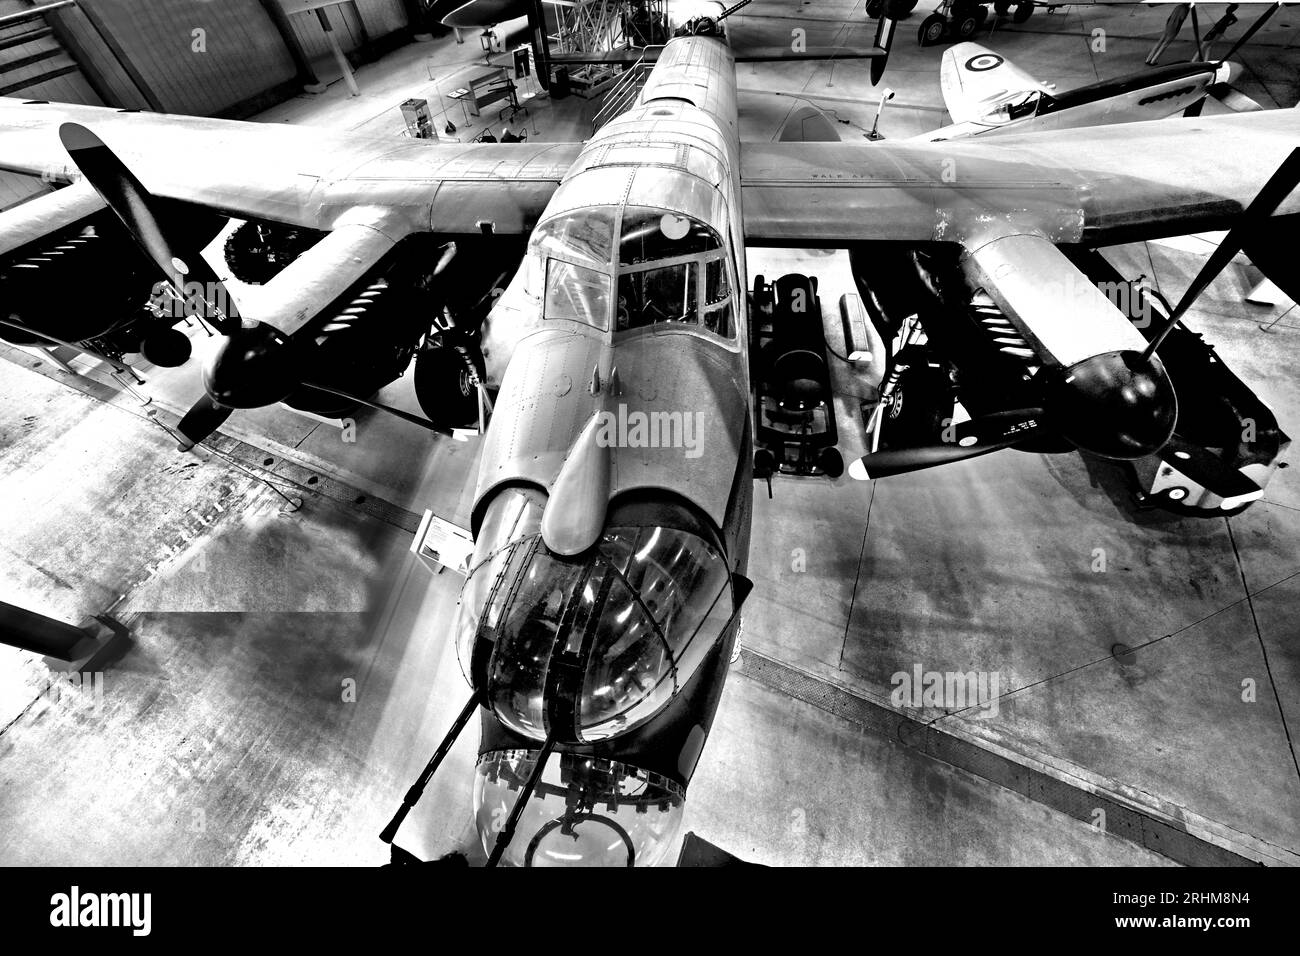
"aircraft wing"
939,42,1049,124
0,98,582,237
740,109,1300,248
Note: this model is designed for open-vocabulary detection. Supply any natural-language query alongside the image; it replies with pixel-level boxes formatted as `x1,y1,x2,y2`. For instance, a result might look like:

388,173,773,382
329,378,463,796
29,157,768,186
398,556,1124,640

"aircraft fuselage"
925,61,1230,141
453,32,755,866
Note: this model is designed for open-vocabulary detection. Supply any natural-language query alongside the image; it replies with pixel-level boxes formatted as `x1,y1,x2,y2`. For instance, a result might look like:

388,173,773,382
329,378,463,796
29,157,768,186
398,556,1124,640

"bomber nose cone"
1045,350,1177,460
203,323,299,409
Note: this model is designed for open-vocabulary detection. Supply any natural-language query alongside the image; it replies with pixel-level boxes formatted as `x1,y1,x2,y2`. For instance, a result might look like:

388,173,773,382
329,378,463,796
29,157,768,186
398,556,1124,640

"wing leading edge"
0,98,582,237
741,109,1300,248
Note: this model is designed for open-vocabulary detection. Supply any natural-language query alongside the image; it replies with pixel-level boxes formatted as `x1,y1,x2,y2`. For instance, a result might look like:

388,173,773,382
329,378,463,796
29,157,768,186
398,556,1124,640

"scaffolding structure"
548,0,667,97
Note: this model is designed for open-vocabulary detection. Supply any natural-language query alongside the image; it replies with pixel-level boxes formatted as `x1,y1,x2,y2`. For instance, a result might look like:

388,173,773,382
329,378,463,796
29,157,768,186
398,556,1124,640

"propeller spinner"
57,122,416,452
852,144,1300,482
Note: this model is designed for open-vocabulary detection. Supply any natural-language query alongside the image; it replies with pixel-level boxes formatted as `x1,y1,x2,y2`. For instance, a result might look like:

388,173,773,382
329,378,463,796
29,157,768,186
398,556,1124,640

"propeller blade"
850,409,1045,480
850,438,1018,480
716,0,753,21
1221,0,1278,63
870,13,897,86
176,395,233,452
1158,432,1263,505
1183,97,1206,118
57,123,241,334
1210,83,1264,113
300,383,453,437
1141,146,1300,360
1190,3,1203,60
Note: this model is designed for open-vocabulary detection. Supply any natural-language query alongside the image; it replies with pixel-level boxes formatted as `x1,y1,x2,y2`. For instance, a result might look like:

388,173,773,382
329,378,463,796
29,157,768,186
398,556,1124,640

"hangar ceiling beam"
45,0,164,111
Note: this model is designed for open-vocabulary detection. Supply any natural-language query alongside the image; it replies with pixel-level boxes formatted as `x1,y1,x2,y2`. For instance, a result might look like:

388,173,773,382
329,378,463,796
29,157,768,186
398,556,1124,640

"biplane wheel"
1012,1,1034,23
918,14,947,45
955,13,980,38
994,0,1012,15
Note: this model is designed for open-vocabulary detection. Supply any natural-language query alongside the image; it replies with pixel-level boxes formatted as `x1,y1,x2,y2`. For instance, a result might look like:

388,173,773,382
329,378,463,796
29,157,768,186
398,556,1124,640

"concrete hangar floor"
0,1,1297,866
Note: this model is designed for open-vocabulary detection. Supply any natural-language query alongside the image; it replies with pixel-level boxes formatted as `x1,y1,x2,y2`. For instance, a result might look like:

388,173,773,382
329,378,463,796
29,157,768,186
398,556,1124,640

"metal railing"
590,47,658,135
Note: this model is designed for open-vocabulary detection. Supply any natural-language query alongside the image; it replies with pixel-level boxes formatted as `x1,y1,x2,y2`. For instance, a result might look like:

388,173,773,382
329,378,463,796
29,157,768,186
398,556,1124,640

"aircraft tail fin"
939,42,1046,124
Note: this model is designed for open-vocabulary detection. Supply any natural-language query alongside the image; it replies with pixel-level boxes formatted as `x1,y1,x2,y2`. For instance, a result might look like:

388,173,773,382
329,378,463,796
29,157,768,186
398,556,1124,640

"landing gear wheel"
918,13,947,45
994,0,1011,14
974,5,989,26
954,13,979,37
884,362,954,447
866,0,884,18
1012,1,1034,23
413,343,481,431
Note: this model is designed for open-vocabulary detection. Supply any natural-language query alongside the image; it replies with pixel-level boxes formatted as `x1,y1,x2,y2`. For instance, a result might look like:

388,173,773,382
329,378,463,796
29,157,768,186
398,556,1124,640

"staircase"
590,51,652,135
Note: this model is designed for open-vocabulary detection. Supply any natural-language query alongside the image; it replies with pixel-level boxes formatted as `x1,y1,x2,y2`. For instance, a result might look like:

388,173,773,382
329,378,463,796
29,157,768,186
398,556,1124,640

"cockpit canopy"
454,487,735,743
524,204,734,338
979,88,1050,123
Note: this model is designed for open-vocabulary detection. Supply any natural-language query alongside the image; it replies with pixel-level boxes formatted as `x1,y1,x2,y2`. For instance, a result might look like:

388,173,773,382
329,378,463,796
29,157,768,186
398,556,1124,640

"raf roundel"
965,53,1004,72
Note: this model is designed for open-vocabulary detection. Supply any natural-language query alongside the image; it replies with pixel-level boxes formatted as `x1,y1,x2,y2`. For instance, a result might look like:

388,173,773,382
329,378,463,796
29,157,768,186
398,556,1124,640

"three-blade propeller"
58,124,241,336
60,122,273,449
59,123,449,451
1184,1,1278,117
852,144,1300,482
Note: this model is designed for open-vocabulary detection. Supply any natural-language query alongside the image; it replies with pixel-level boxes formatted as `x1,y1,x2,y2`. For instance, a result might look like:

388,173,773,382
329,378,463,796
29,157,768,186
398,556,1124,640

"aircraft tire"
918,13,947,45
954,13,980,38
994,0,1011,14
413,341,481,431
1012,1,1034,23
884,363,953,447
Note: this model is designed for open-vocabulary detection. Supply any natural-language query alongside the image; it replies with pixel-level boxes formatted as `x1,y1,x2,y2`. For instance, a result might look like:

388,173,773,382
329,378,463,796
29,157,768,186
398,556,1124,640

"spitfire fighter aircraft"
916,39,1254,142
0,0,1297,865
906,0,1291,140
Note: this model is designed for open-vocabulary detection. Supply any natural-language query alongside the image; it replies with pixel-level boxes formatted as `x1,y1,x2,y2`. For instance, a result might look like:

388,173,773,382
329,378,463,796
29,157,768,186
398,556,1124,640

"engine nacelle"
282,273,432,418
275,235,525,424
0,211,157,347
0,186,226,360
